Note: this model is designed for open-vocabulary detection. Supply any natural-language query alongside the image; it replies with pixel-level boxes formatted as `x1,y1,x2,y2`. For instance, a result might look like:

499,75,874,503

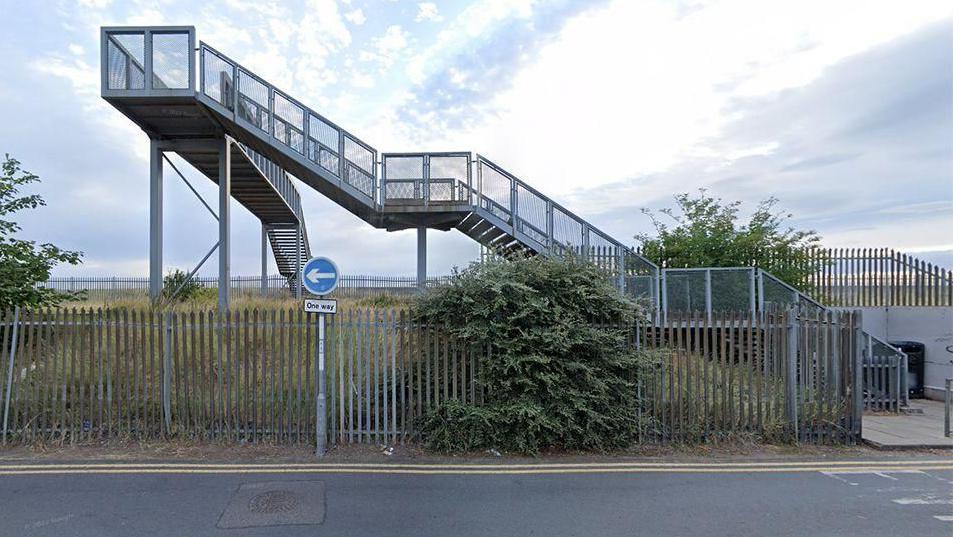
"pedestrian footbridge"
100,26,658,307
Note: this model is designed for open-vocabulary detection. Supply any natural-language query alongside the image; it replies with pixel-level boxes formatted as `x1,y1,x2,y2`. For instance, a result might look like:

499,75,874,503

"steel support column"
417,227,427,290
296,224,303,299
218,138,231,310
149,140,163,300
261,223,268,297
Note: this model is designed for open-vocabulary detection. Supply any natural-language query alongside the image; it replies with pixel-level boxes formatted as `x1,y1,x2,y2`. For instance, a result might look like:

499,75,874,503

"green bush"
413,255,655,455
162,269,206,302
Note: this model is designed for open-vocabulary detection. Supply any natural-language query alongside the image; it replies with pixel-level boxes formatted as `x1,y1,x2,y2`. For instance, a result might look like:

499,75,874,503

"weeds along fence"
0,307,862,446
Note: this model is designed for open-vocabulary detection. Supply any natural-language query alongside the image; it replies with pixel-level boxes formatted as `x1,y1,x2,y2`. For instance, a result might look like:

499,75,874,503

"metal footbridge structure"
101,26,658,308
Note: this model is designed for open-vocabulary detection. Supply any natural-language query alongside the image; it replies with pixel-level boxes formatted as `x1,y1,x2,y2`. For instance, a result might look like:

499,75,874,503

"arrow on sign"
306,269,336,283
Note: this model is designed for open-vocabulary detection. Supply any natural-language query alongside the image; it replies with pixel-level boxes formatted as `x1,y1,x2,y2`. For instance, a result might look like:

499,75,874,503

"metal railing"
103,27,662,306
101,27,195,97
198,42,378,203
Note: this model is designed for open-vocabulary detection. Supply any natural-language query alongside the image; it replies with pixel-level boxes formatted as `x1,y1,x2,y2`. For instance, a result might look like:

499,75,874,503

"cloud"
360,25,410,71
416,3,443,22
3,0,951,279
563,19,953,252
345,8,366,25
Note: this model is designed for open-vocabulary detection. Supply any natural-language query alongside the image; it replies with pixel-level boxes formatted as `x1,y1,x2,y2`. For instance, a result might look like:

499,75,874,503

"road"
0,459,951,536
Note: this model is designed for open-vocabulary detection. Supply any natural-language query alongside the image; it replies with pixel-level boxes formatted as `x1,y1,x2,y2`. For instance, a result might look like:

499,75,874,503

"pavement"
864,399,953,449
0,458,951,537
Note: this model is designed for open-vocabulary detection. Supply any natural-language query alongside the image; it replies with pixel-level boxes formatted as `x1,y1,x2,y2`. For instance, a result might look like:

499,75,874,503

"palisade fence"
0,306,863,446
37,275,453,302
640,247,953,307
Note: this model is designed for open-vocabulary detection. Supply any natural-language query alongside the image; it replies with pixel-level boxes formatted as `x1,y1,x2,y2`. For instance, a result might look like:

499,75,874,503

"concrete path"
0,458,951,536
864,399,953,449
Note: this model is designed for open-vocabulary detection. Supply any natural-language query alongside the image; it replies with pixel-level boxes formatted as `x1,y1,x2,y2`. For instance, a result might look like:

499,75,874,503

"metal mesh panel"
552,206,582,247
274,92,304,127
383,156,422,200
107,33,145,89
238,69,270,131
273,92,304,153
588,232,620,273
665,270,706,314
151,32,189,89
344,136,375,175
345,166,374,198
761,272,798,310
385,181,416,199
307,114,339,173
516,183,547,242
428,180,454,202
479,163,511,215
710,268,753,313
430,156,467,182
202,47,234,108
384,156,423,180
309,114,339,151
431,156,468,202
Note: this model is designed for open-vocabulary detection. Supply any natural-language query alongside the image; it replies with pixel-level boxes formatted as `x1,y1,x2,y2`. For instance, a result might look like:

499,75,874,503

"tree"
0,155,82,309
413,255,656,455
636,190,820,291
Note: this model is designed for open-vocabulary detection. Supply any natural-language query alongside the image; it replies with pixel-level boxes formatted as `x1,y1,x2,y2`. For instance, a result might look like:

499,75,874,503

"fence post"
162,311,172,433
944,378,951,438
1,307,21,444
785,308,799,443
316,313,327,456
852,310,864,441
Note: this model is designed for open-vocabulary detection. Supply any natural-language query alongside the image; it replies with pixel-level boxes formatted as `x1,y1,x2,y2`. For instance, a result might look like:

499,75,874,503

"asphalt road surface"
0,459,951,536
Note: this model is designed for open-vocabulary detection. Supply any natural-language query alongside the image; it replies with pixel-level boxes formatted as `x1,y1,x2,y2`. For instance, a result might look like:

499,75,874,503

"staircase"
100,26,659,303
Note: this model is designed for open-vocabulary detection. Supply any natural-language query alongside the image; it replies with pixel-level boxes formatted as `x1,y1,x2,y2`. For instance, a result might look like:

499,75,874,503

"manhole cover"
218,480,325,529
248,490,299,514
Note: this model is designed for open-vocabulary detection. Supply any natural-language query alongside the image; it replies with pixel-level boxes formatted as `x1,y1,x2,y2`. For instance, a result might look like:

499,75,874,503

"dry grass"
60,293,414,312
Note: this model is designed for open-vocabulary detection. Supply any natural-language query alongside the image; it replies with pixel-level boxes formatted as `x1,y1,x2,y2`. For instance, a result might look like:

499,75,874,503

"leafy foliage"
637,190,820,290
162,269,210,302
0,155,82,309
413,255,656,455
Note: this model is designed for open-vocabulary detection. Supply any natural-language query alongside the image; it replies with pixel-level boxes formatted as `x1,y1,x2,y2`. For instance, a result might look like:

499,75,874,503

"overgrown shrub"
413,255,655,455
162,269,207,302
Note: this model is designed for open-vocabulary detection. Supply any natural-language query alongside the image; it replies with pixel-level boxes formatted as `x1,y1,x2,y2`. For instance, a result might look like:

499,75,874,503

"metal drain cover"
217,480,325,529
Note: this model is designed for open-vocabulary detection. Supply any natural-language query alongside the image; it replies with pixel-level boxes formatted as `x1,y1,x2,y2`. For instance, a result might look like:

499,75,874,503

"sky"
0,0,951,278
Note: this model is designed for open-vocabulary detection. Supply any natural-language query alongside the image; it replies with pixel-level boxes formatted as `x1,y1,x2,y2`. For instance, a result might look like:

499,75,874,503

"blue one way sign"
301,256,340,296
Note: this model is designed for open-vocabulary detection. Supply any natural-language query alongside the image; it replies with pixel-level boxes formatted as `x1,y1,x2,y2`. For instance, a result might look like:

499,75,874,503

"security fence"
37,275,453,302
641,246,953,308
1,306,864,446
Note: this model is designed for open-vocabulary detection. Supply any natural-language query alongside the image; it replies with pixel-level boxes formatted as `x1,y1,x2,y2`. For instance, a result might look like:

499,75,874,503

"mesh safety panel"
428,180,454,201
345,166,374,198
665,270,706,314
344,135,375,175
516,184,547,240
761,272,798,311
202,48,234,108
430,156,467,182
151,32,189,89
384,156,423,180
309,114,339,151
710,269,754,313
107,33,145,89
552,206,582,248
479,163,511,214
385,181,417,199
273,92,304,153
238,70,270,131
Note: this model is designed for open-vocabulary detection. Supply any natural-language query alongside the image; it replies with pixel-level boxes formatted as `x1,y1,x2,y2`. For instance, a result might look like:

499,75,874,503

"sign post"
301,256,339,457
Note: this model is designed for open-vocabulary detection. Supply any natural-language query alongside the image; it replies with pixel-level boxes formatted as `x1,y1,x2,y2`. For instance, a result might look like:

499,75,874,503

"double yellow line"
0,460,950,476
